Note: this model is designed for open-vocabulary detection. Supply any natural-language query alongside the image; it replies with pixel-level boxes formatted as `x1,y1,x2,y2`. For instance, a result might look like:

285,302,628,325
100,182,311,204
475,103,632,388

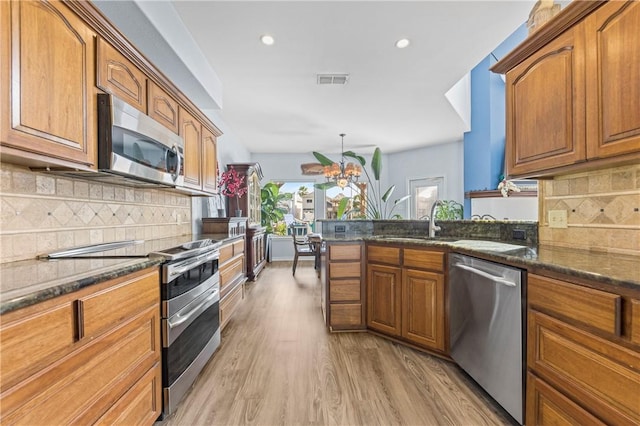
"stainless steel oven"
150,239,221,417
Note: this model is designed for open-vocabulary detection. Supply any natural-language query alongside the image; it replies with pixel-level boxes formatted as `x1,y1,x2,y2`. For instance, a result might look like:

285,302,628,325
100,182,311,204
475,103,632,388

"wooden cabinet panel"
330,304,362,326
367,245,400,265
233,239,245,256
202,126,218,193
403,248,444,272
330,244,361,261
505,26,586,176
94,364,162,426
1,306,159,424
367,264,402,336
401,269,445,351
220,283,243,330
529,274,621,336
631,299,640,345
329,279,361,302
526,373,605,426
0,302,76,390
179,107,202,189
528,311,640,425
1,0,96,167
147,81,178,134
220,243,234,264
97,37,146,113
79,269,158,339
220,256,244,293
586,0,640,159
329,262,360,279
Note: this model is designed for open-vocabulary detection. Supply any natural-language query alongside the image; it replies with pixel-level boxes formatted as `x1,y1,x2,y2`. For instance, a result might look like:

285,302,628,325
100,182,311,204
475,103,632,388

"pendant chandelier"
323,133,362,189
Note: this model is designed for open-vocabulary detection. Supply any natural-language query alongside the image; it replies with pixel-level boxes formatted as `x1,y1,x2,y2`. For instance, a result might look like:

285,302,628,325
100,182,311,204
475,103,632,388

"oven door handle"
168,288,219,329
167,250,219,281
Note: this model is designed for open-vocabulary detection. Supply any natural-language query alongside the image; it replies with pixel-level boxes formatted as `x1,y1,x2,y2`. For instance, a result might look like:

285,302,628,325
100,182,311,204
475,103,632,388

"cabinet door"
505,26,587,177
179,107,202,189
527,373,605,426
586,0,640,159
401,269,445,351
201,126,218,193
147,81,178,134
367,264,402,336
96,37,146,113
1,0,96,166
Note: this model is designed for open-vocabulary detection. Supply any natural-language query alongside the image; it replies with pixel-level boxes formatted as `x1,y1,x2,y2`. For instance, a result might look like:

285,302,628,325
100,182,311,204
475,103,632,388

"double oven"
151,239,222,416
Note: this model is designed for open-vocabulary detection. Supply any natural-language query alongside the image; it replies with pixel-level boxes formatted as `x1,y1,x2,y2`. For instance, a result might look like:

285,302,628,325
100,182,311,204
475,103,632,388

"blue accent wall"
463,24,528,218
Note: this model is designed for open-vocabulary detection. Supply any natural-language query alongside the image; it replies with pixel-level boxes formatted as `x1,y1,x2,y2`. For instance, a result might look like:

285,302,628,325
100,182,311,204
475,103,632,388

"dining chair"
291,234,316,276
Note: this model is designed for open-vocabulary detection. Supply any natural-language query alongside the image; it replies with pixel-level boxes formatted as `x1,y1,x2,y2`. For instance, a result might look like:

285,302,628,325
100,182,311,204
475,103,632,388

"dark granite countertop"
321,234,640,290
0,233,241,315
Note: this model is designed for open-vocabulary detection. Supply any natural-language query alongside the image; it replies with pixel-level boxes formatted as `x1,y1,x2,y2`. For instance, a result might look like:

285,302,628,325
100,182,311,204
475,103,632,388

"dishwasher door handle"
454,263,517,287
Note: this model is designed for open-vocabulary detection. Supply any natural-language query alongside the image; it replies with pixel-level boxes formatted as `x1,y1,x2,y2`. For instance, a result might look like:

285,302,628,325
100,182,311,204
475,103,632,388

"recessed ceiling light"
395,38,410,49
260,34,275,46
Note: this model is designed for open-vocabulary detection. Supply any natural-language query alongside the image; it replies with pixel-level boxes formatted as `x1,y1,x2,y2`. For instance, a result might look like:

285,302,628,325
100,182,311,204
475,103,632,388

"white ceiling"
160,1,535,155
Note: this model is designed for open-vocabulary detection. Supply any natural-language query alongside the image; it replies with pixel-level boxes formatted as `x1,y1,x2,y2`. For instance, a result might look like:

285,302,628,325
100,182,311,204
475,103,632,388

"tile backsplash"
0,163,191,263
539,164,640,255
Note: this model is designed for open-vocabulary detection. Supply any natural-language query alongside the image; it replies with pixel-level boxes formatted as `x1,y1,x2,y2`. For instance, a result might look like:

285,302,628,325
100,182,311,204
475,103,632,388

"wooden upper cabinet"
147,81,179,134
201,126,218,193
179,107,202,189
96,37,146,113
0,0,97,167
586,0,640,159
505,26,587,177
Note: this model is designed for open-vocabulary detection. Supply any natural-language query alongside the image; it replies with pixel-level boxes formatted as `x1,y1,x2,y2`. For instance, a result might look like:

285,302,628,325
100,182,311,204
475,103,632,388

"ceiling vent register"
317,73,349,85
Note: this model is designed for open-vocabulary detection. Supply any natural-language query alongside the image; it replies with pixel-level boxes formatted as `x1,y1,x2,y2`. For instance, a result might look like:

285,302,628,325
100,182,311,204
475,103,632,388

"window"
270,181,315,231
324,182,367,219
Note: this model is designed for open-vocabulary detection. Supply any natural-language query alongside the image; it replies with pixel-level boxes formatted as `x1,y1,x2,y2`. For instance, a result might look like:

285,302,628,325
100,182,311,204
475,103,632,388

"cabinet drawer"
329,262,361,279
220,243,234,264
1,306,160,424
80,268,159,340
367,245,400,264
94,363,162,426
96,38,146,112
529,311,640,425
220,283,243,330
527,373,605,426
233,239,245,256
403,248,444,272
329,279,361,302
329,244,361,261
529,274,621,336
0,302,77,390
330,304,362,326
220,257,244,290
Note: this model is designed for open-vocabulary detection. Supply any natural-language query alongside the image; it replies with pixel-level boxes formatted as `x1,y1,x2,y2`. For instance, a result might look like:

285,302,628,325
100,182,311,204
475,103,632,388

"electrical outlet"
548,210,567,228
512,229,526,240
335,225,346,232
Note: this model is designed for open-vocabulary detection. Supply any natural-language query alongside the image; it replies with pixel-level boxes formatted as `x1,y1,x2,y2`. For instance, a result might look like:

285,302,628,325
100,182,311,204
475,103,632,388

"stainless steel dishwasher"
449,253,525,424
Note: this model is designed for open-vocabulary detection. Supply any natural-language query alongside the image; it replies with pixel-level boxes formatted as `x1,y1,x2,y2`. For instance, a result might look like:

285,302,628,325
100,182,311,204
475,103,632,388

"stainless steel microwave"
97,93,184,187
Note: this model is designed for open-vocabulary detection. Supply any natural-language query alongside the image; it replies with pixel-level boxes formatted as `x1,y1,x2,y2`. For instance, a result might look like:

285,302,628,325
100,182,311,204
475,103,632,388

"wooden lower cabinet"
527,273,640,425
366,244,446,353
527,373,605,426
0,267,162,425
246,226,266,281
218,236,247,330
323,242,365,331
367,264,402,336
402,268,445,351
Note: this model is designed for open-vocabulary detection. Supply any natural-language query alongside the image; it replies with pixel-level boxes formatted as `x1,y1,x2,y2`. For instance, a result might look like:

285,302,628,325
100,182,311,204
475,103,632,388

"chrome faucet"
428,200,443,238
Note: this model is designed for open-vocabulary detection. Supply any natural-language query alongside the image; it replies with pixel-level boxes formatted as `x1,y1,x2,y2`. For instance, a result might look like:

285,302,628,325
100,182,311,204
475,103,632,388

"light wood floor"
160,261,513,426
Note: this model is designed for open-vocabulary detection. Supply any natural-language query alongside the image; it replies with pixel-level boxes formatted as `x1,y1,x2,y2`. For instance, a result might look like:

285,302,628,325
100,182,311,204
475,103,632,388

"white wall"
387,140,465,218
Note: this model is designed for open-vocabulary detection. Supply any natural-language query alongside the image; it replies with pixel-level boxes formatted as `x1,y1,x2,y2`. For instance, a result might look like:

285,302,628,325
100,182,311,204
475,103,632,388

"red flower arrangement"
218,167,248,200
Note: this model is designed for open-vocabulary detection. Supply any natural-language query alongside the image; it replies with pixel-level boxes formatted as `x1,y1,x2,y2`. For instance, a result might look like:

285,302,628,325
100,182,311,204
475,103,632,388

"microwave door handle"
171,144,181,182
